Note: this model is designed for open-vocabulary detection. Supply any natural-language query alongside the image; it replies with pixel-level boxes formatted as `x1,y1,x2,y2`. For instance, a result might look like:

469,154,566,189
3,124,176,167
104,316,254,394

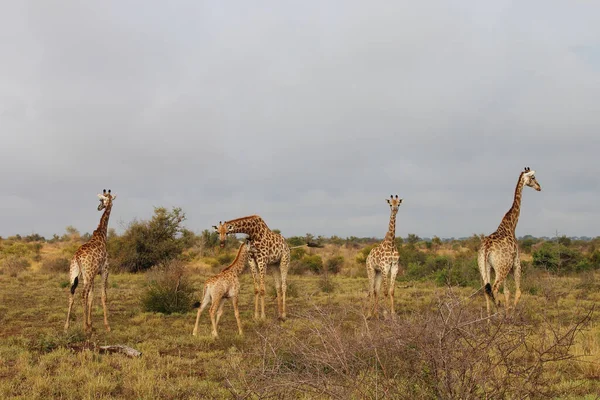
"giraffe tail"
69,258,80,295
485,283,494,301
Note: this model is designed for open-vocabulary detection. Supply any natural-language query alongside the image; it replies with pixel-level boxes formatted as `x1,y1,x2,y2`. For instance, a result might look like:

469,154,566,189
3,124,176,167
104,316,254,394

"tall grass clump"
140,260,195,314
1,255,31,277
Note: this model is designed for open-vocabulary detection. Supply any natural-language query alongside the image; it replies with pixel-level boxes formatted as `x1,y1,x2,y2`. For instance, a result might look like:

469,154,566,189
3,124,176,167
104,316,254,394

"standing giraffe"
478,167,541,316
64,189,116,333
366,195,402,318
213,215,290,321
192,239,257,338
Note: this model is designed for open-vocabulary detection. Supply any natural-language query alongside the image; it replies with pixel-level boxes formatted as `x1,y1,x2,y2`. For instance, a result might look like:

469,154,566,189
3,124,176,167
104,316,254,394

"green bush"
303,255,323,274
325,256,344,274
109,207,188,272
41,257,70,273
533,242,581,274
290,247,306,261
355,245,375,265
140,260,195,314
434,258,479,287
289,254,323,274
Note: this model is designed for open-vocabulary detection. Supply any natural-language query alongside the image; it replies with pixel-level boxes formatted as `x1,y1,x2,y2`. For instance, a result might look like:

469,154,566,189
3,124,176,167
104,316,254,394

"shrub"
533,242,581,274
319,274,336,293
290,247,306,261
302,255,323,274
1,256,31,277
290,254,323,275
225,297,591,399
110,207,188,272
355,245,375,265
140,260,195,314
325,256,344,274
41,257,70,273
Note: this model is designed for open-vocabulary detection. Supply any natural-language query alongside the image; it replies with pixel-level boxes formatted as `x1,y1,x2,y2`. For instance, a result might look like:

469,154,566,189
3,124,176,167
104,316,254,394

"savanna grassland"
1,209,600,399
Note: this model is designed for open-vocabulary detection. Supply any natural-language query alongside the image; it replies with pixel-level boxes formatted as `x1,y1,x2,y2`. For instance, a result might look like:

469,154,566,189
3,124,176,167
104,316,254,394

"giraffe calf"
192,239,257,338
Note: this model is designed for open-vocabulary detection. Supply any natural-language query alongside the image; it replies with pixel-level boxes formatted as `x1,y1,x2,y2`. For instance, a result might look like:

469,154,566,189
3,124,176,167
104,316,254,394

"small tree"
109,207,188,272
406,234,420,246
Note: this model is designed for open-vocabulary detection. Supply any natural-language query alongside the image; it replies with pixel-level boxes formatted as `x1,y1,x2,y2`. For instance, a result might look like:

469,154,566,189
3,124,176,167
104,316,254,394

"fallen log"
98,345,142,358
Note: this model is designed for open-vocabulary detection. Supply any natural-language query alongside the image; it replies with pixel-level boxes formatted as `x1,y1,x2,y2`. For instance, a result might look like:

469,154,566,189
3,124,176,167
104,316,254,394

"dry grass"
0,265,599,399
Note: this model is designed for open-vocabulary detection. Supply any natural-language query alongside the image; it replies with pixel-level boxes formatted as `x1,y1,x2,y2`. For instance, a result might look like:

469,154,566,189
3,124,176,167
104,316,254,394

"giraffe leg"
101,265,110,332
273,268,283,320
232,296,243,336
513,258,522,309
81,283,91,332
491,261,511,313
503,280,511,315
64,293,76,332
478,248,494,318
258,264,266,320
381,265,390,318
209,296,222,338
215,299,226,326
65,259,80,332
366,258,376,319
388,263,399,319
373,272,383,319
193,287,210,336
249,258,260,320
87,285,94,332
279,254,290,321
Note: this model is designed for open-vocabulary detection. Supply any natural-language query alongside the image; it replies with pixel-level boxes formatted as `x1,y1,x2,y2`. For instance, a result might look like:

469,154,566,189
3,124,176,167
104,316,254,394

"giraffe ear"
97,194,105,199
111,194,117,201
212,225,218,230
227,224,234,231
524,170,535,177
386,199,391,204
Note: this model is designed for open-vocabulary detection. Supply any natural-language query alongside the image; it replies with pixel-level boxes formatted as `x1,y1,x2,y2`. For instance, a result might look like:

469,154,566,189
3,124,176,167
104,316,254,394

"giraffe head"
386,195,403,212
213,221,230,248
97,189,117,211
522,167,541,192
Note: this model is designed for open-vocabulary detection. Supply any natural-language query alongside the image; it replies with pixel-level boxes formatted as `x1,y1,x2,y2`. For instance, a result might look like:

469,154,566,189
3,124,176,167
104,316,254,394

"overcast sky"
1,1,599,240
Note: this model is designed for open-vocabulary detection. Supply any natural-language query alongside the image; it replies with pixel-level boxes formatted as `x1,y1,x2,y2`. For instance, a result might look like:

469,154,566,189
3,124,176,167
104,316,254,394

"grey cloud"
0,1,599,239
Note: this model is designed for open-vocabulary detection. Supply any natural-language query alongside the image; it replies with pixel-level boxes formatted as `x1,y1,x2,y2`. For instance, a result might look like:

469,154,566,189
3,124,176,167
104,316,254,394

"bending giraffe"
478,167,541,316
192,239,257,338
64,189,116,333
214,215,290,321
366,195,402,319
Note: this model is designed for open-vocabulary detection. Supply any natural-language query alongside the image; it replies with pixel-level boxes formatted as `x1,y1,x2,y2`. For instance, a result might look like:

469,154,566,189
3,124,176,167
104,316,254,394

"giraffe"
478,167,541,316
366,195,402,319
64,189,116,333
192,239,257,338
213,215,290,321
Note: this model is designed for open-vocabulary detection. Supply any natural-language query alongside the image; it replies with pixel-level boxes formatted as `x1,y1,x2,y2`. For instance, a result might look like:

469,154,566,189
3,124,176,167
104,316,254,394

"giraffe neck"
226,215,268,240
383,209,398,245
226,245,250,276
496,173,525,236
92,203,112,243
